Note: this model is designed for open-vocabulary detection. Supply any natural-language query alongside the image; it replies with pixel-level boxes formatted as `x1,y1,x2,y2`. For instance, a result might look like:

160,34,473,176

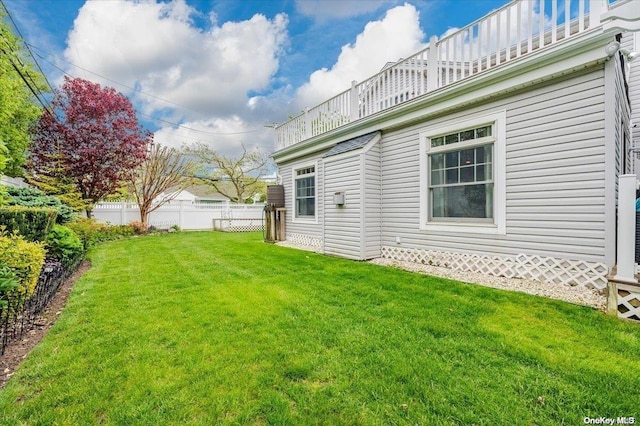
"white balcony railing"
275,0,607,150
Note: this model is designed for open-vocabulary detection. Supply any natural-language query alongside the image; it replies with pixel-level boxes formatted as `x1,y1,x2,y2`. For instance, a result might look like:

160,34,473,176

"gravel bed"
369,258,606,310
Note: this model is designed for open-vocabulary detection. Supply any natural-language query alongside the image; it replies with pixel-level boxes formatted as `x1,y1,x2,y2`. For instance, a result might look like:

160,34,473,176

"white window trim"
292,161,319,224
419,111,506,235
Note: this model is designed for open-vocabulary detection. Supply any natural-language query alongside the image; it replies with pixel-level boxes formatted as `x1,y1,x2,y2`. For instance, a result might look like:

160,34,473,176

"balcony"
275,0,608,151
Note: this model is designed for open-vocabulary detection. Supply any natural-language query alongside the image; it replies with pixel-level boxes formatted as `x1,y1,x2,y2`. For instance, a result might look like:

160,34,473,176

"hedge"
0,206,57,242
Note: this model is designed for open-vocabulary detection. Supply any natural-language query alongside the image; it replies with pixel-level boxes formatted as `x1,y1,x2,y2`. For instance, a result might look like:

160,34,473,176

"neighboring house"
156,186,229,204
271,0,640,290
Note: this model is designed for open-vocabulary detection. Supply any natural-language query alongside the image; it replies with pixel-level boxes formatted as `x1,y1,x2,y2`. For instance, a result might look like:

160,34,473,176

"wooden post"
277,208,286,241
270,209,276,241
606,280,618,316
264,207,271,240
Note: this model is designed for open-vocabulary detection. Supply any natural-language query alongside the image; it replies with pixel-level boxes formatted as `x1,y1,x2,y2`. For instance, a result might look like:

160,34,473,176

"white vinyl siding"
381,66,608,263
280,155,324,238
323,137,381,260
629,32,640,174
363,141,382,259
323,156,362,259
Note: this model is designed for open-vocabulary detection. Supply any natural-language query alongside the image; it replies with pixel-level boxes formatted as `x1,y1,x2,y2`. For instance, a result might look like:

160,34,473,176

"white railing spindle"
275,0,609,150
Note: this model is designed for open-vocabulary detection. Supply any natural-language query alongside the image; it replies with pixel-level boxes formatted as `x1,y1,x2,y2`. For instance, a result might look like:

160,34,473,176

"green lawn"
0,232,638,425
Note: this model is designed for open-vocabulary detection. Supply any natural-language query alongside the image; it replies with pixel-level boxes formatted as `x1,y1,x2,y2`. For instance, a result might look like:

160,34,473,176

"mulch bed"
0,260,91,389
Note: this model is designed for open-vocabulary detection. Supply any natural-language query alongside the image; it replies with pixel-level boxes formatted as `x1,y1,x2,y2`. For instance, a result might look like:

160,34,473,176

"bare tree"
185,143,270,203
127,144,195,226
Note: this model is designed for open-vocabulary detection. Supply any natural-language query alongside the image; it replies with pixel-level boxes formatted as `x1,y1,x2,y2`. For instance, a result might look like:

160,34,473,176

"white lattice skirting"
287,233,324,250
616,283,640,321
213,219,263,233
381,246,609,290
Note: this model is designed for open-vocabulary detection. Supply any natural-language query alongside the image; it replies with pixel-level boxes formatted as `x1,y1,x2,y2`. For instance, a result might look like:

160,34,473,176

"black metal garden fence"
0,255,83,356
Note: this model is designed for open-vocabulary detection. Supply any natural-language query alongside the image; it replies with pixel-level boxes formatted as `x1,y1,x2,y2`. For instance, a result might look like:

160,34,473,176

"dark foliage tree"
27,77,151,216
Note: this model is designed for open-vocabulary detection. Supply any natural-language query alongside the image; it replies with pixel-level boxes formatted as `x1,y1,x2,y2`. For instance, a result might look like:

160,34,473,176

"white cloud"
64,0,288,120
153,117,274,158
295,3,425,108
295,0,391,20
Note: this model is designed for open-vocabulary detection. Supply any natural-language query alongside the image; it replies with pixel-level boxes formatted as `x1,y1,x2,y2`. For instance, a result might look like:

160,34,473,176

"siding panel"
364,140,382,258
324,155,362,259
279,153,325,241
381,66,608,263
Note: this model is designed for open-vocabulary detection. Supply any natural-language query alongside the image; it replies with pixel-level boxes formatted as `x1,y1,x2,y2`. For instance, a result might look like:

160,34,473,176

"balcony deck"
275,0,608,151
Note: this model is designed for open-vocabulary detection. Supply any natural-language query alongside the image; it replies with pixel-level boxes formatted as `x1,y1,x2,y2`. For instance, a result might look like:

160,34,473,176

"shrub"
67,218,135,250
0,206,57,241
0,232,46,300
0,185,8,207
45,225,83,269
0,265,19,310
5,186,76,224
130,221,148,234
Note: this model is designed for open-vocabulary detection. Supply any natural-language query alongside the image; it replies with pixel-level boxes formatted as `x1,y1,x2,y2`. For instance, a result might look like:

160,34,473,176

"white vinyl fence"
93,201,265,232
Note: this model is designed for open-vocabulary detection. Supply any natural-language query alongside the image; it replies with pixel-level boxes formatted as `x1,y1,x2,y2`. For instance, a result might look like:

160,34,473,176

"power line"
1,0,55,97
26,44,269,137
0,42,52,115
28,43,196,113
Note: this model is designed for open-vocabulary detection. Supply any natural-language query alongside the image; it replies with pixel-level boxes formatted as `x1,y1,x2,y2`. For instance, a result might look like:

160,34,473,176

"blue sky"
3,0,509,156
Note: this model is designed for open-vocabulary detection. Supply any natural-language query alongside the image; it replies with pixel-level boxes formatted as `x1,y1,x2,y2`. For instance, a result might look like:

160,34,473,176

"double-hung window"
420,111,506,234
294,165,316,219
429,125,494,221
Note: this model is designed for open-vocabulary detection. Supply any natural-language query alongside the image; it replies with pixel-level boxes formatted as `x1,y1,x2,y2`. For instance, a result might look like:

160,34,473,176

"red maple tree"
28,77,151,216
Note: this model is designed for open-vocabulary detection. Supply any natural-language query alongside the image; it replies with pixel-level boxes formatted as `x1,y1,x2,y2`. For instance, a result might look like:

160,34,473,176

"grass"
0,231,638,425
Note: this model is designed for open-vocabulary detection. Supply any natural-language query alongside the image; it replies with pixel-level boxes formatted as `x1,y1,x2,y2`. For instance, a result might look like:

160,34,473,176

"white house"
271,0,640,292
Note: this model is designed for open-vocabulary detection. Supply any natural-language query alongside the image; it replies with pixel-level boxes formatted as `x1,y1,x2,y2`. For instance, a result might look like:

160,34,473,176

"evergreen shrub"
5,186,76,224
0,206,57,241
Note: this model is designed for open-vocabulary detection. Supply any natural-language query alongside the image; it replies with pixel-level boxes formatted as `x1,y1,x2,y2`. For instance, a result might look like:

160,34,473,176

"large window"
429,126,494,221
420,112,506,234
295,165,315,218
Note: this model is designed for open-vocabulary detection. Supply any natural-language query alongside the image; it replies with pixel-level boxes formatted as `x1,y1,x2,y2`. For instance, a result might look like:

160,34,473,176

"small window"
294,165,315,218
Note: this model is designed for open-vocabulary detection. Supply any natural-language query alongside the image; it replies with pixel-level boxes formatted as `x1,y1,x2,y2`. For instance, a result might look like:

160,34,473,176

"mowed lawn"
0,232,638,425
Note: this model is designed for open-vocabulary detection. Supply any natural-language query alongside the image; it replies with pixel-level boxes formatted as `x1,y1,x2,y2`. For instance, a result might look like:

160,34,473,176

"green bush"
67,218,134,250
0,206,57,241
0,232,46,300
5,186,76,224
0,185,8,207
45,225,83,269
0,265,19,310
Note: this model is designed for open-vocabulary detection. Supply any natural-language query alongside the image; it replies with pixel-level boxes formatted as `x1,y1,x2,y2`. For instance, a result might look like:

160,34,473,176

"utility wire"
0,43,53,115
1,0,55,97
29,45,268,136
28,43,196,113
